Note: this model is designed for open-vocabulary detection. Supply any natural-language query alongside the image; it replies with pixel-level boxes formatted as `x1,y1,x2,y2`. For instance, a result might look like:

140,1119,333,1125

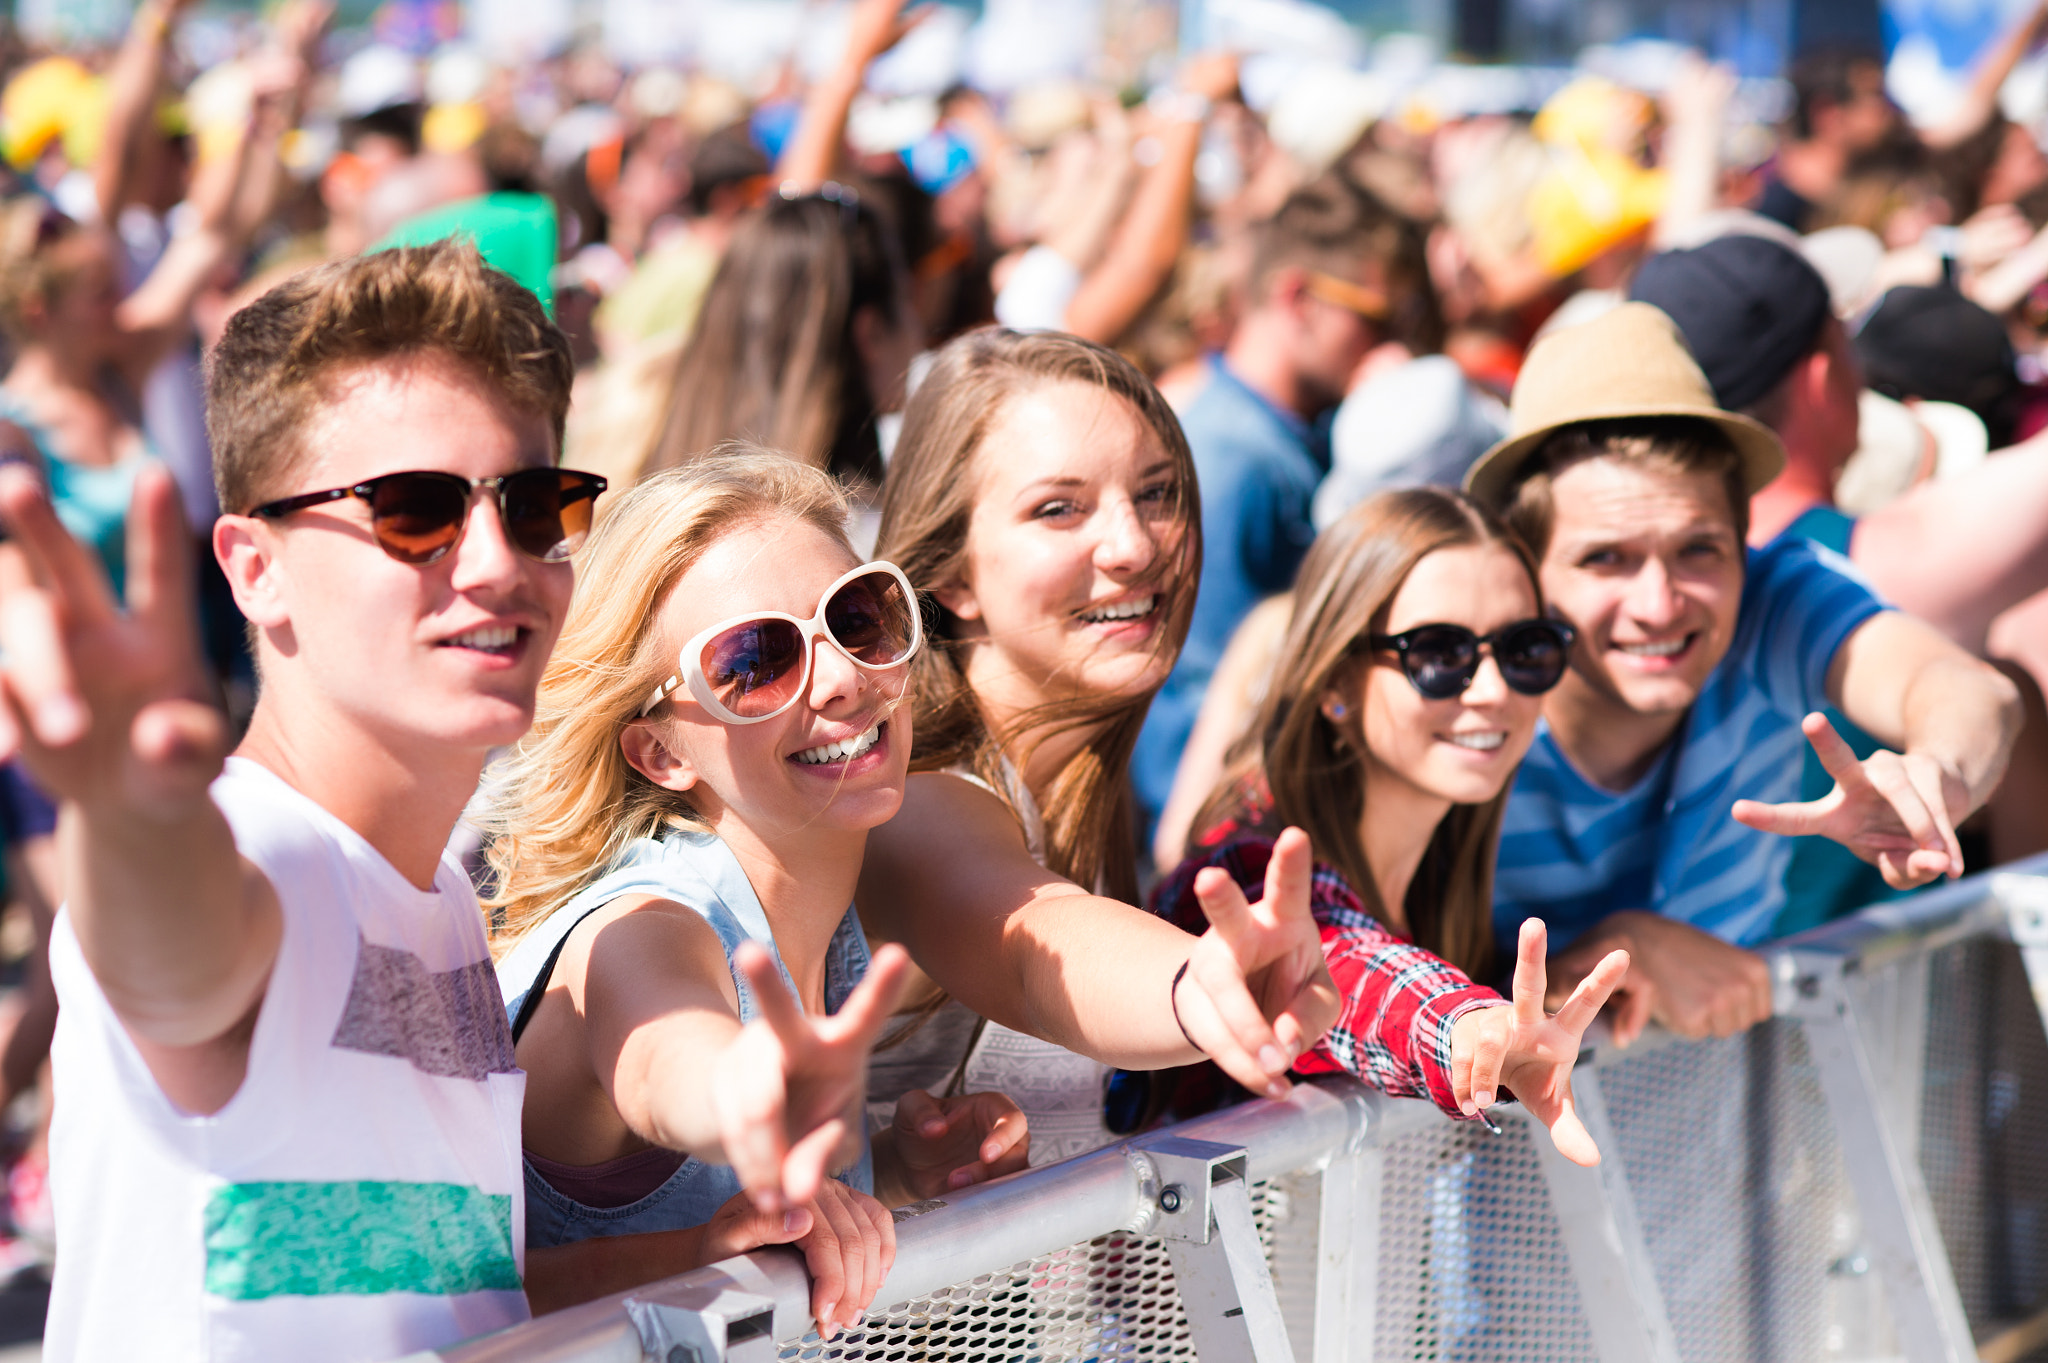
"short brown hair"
1499,416,1748,558
1249,172,1443,353
207,241,574,516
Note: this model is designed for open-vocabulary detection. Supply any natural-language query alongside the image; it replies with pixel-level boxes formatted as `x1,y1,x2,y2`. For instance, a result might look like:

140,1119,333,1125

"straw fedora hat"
1463,301,1785,508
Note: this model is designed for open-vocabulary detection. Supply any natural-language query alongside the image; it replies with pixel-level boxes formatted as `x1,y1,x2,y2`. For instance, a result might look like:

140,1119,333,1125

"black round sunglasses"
1368,618,1577,700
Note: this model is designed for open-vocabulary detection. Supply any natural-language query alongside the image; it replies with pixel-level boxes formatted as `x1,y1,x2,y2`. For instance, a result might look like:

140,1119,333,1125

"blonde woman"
488,451,1338,1322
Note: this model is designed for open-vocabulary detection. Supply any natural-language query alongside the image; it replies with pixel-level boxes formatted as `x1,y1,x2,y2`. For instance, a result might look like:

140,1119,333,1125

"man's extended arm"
1851,428,2048,655
1829,609,2020,819
0,467,270,1114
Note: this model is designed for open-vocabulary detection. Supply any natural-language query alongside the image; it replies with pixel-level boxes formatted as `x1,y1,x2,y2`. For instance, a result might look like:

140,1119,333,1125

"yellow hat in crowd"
2,56,106,171
1527,76,1665,277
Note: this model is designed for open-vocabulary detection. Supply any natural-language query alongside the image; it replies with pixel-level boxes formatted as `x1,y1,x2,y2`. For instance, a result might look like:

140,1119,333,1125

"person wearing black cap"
1856,284,2024,448
1464,304,2019,1043
1631,231,2048,924
1631,232,2048,660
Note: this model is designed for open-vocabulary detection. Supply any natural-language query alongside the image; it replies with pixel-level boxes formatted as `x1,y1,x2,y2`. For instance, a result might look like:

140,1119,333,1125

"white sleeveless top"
866,763,1118,1165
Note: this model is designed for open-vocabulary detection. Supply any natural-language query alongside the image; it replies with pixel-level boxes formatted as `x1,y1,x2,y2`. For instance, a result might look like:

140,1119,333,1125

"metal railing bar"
437,1079,1373,1362
1778,852,2048,974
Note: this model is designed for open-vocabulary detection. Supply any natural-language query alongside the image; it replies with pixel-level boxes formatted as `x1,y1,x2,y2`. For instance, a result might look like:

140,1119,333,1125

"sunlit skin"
625,514,915,874
937,380,1190,786
1349,545,1547,822
225,353,575,776
1534,457,1745,792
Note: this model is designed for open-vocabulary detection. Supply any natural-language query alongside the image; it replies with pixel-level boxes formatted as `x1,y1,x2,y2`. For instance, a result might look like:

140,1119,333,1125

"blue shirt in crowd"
1493,536,1888,952
1134,358,1327,826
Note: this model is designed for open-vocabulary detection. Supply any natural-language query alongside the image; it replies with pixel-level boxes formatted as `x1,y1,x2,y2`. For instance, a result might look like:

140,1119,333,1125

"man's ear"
214,514,289,631
931,577,982,623
621,719,700,793
1798,346,1835,411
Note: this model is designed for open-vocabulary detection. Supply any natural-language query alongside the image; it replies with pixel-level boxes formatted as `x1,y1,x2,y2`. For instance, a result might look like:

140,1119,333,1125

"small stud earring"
1330,703,1348,719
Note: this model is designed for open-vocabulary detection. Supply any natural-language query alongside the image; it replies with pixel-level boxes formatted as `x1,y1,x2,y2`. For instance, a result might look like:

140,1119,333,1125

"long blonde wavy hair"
484,447,854,944
874,328,1199,904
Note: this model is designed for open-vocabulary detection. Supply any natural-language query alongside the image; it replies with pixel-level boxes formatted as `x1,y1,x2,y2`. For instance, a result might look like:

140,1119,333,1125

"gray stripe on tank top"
331,933,519,1080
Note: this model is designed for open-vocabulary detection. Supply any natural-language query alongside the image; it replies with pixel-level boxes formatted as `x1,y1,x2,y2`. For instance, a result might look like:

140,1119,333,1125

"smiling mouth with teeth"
1617,637,1689,658
1445,731,1505,751
1079,595,1157,624
443,624,521,654
793,721,883,766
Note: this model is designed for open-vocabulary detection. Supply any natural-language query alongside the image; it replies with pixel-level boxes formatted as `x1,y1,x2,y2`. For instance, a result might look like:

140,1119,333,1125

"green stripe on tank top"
203,1180,520,1300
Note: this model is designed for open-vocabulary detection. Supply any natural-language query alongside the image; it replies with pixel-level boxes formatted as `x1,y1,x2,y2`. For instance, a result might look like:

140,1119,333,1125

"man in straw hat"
1632,232,2048,928
1465,302,2020,1044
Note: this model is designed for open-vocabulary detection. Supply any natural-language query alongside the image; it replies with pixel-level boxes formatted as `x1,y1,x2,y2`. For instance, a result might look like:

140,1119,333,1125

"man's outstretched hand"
1177,827,1341,1098
1733,712,1966,890
1452,919,1627,1166
0,464,222,817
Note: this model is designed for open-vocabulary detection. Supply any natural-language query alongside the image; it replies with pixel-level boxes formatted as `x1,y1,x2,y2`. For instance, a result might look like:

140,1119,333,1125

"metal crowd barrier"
415,852,2048,1363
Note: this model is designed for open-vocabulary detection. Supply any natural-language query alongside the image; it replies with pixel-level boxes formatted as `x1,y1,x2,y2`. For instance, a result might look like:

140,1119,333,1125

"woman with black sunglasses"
1154,487,1628,1154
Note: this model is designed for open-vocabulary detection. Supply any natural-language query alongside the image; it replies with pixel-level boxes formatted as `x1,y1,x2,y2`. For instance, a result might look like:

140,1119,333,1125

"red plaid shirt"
1149,832,1508,1120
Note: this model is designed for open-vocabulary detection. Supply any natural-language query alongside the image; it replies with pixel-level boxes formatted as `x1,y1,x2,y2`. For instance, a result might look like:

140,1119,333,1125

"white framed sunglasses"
642,561,923,724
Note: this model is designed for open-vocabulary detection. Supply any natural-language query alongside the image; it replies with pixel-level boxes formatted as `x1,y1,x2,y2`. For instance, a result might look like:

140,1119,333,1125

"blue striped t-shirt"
1493,538,1888,952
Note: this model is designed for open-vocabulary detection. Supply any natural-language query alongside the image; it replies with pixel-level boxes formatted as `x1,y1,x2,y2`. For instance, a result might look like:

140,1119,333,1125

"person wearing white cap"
1465,303,2020,1044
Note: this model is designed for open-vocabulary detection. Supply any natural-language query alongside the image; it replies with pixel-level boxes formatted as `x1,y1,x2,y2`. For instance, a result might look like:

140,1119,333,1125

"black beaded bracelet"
1170,959,1198,1048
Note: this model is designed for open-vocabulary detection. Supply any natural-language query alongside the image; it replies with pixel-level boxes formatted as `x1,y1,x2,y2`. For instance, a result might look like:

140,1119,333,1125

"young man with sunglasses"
1133,172,1435,838
1,244,849,1361
1467,304,2021,1045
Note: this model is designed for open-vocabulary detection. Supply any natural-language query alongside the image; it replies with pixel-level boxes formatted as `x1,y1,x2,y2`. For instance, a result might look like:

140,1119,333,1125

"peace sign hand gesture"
708,941,911,1213
1732,712,1965,890
0,464,222,819
1176,827,1342,1098
1450,919,1629,1167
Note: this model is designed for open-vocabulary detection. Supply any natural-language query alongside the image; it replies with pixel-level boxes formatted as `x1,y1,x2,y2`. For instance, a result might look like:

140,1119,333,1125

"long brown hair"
875,328,1200,902
1196,488,1539,979
641,190,910,486
483,448,853,944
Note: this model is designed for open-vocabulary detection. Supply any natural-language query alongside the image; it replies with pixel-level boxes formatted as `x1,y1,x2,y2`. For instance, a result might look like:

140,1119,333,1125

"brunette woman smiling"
1157,488,1629,1154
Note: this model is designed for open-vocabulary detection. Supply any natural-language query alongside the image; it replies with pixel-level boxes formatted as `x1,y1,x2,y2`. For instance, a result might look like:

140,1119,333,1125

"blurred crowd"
5,0,2048,1348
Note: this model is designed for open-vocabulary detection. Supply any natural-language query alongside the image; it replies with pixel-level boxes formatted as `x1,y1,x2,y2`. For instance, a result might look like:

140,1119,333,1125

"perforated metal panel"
1918,937,2048,1345
1597,1019,1888,1362
775,1181,1303,1363
1372,1115,1597,1361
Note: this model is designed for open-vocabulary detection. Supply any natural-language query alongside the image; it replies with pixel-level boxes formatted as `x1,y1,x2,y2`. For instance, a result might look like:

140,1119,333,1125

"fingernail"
1459,1098,1476,1116
1258,1044,1286,1074
922,1119,946,1136
1265,1079,1288,1099
782,1210,805,1232
818,1302,837,1334
1474,1089,1495,1109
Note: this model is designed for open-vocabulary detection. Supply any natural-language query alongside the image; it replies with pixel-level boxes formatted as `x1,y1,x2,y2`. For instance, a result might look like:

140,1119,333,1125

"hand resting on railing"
1547,910,1772,1045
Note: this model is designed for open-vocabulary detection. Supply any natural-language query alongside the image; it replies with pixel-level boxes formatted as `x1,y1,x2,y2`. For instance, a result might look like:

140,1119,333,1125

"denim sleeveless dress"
497,827,875,1248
